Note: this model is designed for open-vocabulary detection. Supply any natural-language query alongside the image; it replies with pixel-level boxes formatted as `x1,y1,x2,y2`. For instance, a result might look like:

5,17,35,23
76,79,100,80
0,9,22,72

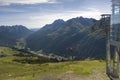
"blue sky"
0,0,111,28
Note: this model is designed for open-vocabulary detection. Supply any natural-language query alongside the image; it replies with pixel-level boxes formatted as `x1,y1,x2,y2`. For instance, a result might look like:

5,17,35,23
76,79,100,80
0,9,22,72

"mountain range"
0,17,111,60
0,25,32,47
26,17,107,59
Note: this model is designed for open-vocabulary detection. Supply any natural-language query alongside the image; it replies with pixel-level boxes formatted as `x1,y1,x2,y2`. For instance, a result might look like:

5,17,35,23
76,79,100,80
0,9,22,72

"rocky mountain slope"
26,17,107,59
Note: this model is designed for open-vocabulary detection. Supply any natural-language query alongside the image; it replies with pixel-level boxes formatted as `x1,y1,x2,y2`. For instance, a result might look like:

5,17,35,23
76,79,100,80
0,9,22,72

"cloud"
28,8,105,28
0,0,111,28
0,0,57,6
0,7,25,13
30,8,104,21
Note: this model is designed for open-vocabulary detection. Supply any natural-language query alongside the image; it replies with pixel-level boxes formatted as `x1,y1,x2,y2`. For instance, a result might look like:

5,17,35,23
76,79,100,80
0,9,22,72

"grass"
0,47,106,80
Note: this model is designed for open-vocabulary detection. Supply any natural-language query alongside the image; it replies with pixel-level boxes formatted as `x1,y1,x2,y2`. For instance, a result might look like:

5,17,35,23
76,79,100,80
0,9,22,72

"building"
110,0,120,47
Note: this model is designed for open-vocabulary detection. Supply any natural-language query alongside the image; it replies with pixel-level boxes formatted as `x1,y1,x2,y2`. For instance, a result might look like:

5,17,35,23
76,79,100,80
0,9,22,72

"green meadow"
0,47,108,80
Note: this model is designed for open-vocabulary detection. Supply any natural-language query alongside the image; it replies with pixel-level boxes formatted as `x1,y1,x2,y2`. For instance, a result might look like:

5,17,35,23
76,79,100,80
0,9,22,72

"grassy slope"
0,47,108,80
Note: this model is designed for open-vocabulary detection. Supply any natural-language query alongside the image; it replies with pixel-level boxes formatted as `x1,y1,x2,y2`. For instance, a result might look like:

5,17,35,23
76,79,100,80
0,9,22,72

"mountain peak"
52,19,65,25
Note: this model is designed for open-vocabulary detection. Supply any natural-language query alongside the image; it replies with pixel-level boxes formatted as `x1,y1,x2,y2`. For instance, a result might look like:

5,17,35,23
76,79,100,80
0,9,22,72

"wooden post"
101,14,112,76
106,23,111,76
112,47,119,79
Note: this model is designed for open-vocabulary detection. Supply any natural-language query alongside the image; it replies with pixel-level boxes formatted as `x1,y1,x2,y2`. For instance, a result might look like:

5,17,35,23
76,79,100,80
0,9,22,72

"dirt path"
37,69,109,80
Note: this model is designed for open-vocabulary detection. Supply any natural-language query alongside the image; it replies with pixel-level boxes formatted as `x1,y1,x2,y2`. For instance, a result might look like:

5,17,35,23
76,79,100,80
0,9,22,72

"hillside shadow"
12,56,59,64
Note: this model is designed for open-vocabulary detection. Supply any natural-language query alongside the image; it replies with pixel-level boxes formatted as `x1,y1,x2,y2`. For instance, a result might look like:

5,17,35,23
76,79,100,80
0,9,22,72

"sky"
0,0,111,28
